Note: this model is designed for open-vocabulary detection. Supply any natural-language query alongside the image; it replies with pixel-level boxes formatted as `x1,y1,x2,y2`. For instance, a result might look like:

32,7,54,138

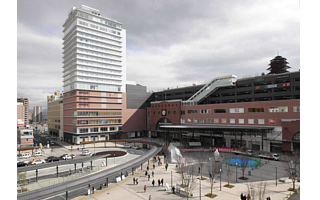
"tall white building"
62,5,126,144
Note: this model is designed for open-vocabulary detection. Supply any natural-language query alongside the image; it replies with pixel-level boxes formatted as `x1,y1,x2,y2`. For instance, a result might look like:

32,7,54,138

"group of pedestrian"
133,177,139,185
240,193,250,200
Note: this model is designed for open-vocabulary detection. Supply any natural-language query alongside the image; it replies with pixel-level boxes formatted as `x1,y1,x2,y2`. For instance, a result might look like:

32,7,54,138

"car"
46,156,59,162
34,152,42,156
22,153,31,158
258,153,280,161
17,161,28,167
30,159,46,165
81,151,90,156
70,154,76,159
122,145,131,148
50,141,54,145
60,155,71,160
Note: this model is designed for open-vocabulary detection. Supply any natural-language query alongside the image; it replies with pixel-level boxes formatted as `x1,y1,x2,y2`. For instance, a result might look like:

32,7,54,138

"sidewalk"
72,155,300,200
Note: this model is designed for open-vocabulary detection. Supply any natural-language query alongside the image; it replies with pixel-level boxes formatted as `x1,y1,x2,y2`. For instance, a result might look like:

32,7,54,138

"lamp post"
171,171,172,188
114,153,115,164
276,166,278,186
200,177,201,200
220,168,222,191
93,137,95,156
236,163,238,183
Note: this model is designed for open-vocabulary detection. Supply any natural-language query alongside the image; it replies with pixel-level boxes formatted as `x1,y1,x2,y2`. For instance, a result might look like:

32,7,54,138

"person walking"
152,179,155,187
247,194,250,200
158,179,160,186
149,195,152,200
241,193,244,200
133,177,135,185
172,186,175,194
136,178,138,185
152,171,154,177
161,178,164,186
147,166,149,171
148,174,150,181
144,185,147,192
145,171,148,176
153,164,155,169
243,194,247,200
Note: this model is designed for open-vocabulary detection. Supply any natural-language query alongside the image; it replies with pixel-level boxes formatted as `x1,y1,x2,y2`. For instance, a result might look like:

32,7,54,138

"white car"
61,155,71,160
31,159,46,165
34,152,42,156
122,145,131,148
70,154,76,159
81,151,90,156
259,153,280,161
22,153,31,158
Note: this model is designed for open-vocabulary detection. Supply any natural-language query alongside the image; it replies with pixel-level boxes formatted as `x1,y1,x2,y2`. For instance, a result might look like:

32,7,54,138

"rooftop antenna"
277,52,279,56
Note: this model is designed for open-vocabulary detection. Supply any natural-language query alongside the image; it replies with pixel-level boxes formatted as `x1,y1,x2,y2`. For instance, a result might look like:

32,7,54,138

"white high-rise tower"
62,5,126,144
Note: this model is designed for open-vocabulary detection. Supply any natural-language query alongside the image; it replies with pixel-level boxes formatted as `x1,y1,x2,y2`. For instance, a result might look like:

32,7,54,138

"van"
34,152,42,156
22,153,31,158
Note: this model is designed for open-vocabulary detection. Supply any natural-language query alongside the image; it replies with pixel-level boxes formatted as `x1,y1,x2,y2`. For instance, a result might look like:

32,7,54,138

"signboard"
269,119,276,125
282,82,291,87
255,78,265,82
189,142,201,147
265,84,277,88
161,109,167,116
274,75,290,79
230,108,244,113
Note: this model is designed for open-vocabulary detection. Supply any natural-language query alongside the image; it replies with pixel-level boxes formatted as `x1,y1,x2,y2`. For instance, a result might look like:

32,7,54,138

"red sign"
269,119,276,125
213,147,235,152
256,86,260,89
286,83,290,86
282,82,291,87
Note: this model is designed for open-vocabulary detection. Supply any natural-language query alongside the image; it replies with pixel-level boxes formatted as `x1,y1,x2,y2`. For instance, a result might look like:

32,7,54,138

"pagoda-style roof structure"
267,55,291,74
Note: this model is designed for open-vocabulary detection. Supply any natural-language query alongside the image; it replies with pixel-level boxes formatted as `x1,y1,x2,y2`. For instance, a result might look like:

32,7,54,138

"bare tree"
194,152,207,180
183,164,197,200
224,157,236,186
246,181,266,200
207,158,217,196
239,156,250,179
282,151,300,191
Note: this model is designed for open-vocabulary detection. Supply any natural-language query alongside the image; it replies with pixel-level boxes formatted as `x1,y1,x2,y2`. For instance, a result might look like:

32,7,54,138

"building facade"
147,64,300,153
47,91,64,139
33,106,43,123
17,97,29,126
17,129,34,147
17,102,25,127
62,5,126,144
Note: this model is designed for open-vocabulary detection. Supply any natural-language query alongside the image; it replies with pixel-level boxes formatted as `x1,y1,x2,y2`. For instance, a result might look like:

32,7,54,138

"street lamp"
200,177,201,200
276,166,278,186
220,168,222,191
236,163,238,183
114,153,115,164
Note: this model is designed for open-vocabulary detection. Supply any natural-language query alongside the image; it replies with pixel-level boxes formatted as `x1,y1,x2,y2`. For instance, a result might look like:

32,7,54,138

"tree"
246,181,267,200
183,164,197,200
207,158,217,196
224,155,236,186
282,151,300,191
194,152,207,180
239,156,250,179
17,171,27,185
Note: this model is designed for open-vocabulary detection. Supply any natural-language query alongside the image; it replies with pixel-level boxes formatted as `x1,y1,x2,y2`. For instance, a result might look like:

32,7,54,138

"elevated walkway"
182,75,237,106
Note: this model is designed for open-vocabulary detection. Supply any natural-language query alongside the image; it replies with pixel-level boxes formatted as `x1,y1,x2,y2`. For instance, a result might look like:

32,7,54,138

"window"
200,118,204,123
258,119,265,124
100,127,108,132
207,118,212,123
248,119,254,124
200,109,211,114
293,106,300,112
181,110,185,115
222,118,227,123
148,118,151,123
269,106,288,112
230,108,244,113
90,128,98,132
148,111,151,116
230,119,235,124
193,118,198,123
214,118,219,123
181,118,185,124
239,119,244,124
214,109,226,113
248,108,264,113
188,110,197,114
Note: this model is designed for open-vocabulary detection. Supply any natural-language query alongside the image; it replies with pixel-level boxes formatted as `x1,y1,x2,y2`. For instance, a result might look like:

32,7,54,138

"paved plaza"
72,154,300,200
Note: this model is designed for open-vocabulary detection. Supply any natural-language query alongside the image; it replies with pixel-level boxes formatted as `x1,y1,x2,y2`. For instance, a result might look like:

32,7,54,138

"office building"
47,91,64,139
33,106,43,123
62,5,126,144
17,97,29,126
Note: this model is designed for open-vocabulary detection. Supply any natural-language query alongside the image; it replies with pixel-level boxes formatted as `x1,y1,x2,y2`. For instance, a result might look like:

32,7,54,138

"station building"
146,56,300,153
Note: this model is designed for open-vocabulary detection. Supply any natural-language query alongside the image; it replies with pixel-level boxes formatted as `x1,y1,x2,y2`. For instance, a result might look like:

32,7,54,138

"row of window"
78,42,121,55
75,126,121,133
78,38,121,51
183,106,299,114
78,49,120,60
73,119,122,125
73,111,122,117
77,51,121,64
181,118,273,125
78,32,121,46
68,82,121,92
78,26,120,41
77,12,122,32
151,103,179,108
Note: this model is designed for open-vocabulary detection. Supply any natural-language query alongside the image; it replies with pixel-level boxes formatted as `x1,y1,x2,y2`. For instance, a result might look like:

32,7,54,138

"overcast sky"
16,0,300,109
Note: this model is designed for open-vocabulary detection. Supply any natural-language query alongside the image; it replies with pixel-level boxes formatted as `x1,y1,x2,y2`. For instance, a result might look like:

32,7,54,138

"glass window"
239,119,244,124
248,108,264,112
248,119,254,124
214,109,226,113
230,119,235,124
258,119,265,124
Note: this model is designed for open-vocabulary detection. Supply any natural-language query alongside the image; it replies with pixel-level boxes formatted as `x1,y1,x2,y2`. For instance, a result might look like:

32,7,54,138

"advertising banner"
230,108,244,113
265,84,277,88
269,119,276,125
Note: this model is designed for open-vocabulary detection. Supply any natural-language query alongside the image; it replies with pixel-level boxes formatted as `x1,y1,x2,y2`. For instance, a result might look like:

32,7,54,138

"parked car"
50,141,54,145
46,156,59,162
17,161,28,167
30,159,46,165
258,153,280,161
70,154,76,159
34,152,42,157
122,145,131,148
22,153,31,158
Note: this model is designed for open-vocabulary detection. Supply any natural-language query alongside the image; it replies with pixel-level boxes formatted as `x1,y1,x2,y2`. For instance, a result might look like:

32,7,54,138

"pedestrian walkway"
72,154,300,200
